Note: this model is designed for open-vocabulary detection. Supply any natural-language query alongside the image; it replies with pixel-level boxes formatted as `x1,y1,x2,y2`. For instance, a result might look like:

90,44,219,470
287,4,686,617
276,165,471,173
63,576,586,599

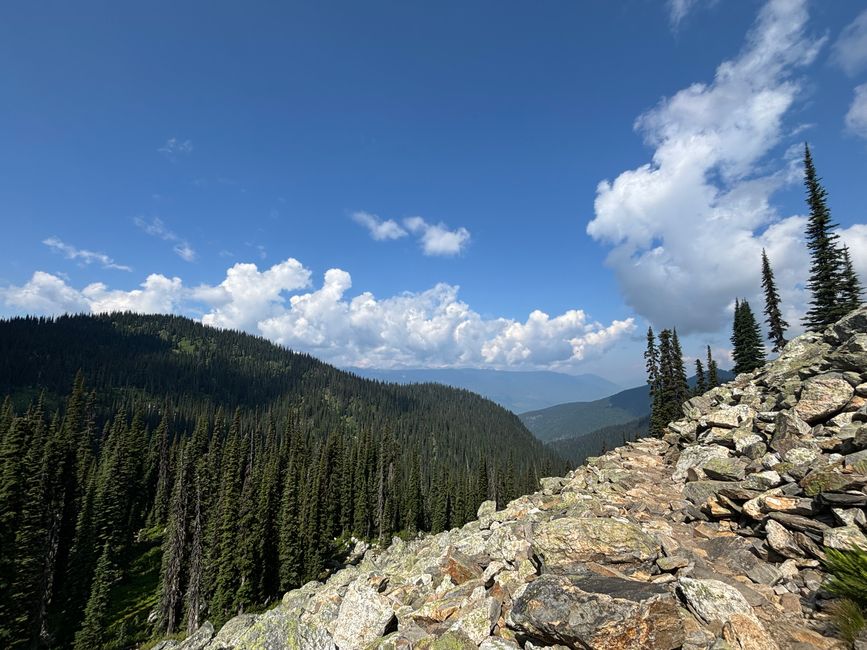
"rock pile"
161,309,867,649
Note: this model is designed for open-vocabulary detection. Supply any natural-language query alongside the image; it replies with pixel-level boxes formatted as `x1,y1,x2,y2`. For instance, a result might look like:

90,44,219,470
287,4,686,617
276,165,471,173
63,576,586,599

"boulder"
765,520,805,559
677,577,754,625
823,525,867,551
705,405,755,429
448,596,500,645
673,445,731,482
795,373,854,424
532,517,659,572
332,579,396,649
702,457,747,482
721,613,780,650
205,615,255,649
441,547,483,585
177,622,214,650
507,573,684,649
234,607,336,650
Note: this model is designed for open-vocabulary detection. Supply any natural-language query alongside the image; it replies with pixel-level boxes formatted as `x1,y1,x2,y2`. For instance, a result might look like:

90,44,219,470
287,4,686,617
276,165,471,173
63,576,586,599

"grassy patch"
103,527,164,650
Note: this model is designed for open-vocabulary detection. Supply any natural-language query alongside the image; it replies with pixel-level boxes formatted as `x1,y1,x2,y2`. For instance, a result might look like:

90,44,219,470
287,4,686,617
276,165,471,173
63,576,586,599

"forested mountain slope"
0,313,563,649
349,367,621,413
520,370,734,443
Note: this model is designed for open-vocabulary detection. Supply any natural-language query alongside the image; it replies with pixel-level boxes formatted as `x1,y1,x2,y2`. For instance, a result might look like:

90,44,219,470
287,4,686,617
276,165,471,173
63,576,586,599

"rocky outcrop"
169,308,867,649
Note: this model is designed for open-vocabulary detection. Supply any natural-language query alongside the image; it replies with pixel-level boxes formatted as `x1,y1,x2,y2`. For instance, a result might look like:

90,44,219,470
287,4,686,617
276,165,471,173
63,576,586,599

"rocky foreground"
159,308,867,650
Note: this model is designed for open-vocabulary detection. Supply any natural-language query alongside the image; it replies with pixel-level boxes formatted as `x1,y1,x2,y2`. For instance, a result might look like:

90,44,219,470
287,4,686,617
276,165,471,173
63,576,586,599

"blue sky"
2,0,867,385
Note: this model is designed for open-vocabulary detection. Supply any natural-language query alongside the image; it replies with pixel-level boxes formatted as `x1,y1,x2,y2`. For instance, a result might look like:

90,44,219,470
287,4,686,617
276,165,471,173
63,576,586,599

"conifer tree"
645,327,665,437
802,144,846,330
706,346,719,388
840,245,863,314
694,359,706,396
761,249,788,352
731,299,765,374
73,543,114,650
671,329,690,408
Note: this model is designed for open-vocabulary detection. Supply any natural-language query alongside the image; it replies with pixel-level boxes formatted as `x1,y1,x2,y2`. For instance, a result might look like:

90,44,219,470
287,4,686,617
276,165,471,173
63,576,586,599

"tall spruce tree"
671,330,690,408
802,144,846,330
73,543,114,650
761,249,788,352
694,359,707,396
706,346,719,388
731,299,765,374
644,328,666,437
840,245,863,314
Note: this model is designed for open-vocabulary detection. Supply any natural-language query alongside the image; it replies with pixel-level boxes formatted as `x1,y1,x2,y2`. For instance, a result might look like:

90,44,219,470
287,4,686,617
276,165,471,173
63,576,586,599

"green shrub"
823,545,867,607
827,598,866,645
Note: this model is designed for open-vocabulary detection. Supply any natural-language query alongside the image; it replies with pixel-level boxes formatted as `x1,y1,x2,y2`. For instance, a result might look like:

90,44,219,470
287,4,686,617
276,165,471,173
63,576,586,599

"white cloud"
833,9,867,76
1,271,89,314
82,274,185,314
196,259,312,332
134,217,198,262
667,0,713,29
404,216,471,256
845,83,867,139
43,237,132,271
352,211,408,241
158,137,194,157
0,259,632,371
587,0,824,334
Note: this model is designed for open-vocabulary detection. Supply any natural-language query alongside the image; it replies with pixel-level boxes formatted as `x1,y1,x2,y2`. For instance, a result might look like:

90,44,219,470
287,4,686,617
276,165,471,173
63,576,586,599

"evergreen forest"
0,313,563,648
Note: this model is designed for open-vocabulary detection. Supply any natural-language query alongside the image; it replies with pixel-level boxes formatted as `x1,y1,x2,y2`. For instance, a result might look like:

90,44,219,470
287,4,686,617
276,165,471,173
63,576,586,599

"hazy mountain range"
347,367,621,413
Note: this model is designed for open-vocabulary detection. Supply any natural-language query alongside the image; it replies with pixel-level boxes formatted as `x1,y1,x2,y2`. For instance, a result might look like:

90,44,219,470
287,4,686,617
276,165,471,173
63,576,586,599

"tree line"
646,144,863,430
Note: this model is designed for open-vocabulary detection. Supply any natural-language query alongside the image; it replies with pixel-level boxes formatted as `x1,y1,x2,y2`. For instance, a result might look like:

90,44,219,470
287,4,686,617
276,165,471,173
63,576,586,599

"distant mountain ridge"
347,367,621,413
520,371,734,443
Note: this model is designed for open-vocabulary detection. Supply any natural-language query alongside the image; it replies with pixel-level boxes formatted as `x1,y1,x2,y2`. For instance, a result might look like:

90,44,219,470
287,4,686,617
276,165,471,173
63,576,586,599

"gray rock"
673,445,731,482
823,525,867,551
508,574,684,649
702,457,747,482
795,373,854,424
205,615,256,649
177,622,215,650
765,520,805,559
332,579,396,649
533,516,659,572
677,577,754,624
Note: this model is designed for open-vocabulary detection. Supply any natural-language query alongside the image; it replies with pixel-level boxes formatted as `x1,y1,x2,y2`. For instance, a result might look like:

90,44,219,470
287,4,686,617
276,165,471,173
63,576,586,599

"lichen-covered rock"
233,606,336,650
673,445,731,481
507,574,684,649
177,622,215,650
795,373,854,424
823,525,867,550
677,578,753,625
533,517,659,572
332,579,396,648
441,547,483,585
448,596,500,645
204,615,255,649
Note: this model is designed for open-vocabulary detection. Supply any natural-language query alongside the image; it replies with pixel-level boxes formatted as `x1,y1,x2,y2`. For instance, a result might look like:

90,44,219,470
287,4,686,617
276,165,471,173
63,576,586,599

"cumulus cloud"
352,211,408,240
833,9,867,76
134,217,197,262
352,211,471,256
0,259,632,371
196,259,312,332
845,83,867,139
2,271,89,314
587,0,824,334
158,137,194,157
404,217,471,256
43,237,132,271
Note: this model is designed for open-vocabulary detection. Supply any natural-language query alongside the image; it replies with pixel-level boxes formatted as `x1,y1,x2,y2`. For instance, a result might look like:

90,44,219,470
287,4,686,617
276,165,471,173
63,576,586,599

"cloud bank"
586,0,853,335
1,259,632,371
